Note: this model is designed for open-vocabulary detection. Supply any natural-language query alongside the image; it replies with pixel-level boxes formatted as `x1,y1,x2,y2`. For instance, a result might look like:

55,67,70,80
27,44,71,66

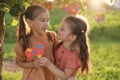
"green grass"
86,11,120,41
2,71,22,80
78,40,120,80
3,40,120,80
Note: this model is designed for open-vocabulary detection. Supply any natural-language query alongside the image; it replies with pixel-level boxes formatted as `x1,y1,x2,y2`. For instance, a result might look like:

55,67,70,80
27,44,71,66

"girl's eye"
60,28,64,31
40,19,45,22
40,19,49,22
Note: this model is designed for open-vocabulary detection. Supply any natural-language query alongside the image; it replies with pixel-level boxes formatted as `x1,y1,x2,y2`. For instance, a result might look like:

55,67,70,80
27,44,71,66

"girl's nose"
44,21,49,28
46,21,49,26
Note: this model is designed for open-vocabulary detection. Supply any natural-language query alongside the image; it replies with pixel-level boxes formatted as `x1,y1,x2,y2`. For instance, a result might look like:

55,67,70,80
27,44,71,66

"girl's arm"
14,41,41,69
39,57,74,80
16,60,41,69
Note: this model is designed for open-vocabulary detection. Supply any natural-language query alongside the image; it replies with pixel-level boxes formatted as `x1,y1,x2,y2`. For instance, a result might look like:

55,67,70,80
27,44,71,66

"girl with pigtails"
14,5,57,80
39,16,91,80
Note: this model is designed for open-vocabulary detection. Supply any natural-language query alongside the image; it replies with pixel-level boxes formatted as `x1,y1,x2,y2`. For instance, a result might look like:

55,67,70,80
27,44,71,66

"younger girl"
14,5,57,80
39,16,91,80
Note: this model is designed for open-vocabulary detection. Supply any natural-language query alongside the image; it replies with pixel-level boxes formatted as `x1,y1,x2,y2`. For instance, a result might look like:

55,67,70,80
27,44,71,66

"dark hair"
18,5,47,50
64,16,90,74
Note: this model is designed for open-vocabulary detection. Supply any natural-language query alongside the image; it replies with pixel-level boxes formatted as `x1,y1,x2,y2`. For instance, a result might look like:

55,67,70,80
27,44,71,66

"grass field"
2,71,22,80
2,8,120,80
3,40,120,80
78,40,120,80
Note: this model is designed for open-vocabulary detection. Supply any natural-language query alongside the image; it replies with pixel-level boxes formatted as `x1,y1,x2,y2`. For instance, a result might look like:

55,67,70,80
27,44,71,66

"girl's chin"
40,30,46,34
38,31,45,35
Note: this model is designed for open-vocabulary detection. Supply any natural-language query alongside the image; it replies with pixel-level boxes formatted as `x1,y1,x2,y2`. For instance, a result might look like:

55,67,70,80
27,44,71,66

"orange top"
55,44,82,76
14,31,57,80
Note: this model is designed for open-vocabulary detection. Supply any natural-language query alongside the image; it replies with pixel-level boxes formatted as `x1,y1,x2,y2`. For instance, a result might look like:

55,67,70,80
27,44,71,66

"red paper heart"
94,14,105,23
31,1,53,11
44,1,52,11
63,4,80,15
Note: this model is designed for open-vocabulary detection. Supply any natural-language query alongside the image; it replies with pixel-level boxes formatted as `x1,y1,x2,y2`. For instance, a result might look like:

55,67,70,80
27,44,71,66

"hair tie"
81,30,84,33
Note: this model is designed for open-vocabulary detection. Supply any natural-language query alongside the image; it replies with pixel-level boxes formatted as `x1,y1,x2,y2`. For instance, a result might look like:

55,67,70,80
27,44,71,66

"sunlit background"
86,0,120,10
2,0,120,80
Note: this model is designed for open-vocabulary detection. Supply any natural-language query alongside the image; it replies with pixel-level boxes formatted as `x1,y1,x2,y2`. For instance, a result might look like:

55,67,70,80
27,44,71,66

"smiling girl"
39,16,91,80
14,5,57,80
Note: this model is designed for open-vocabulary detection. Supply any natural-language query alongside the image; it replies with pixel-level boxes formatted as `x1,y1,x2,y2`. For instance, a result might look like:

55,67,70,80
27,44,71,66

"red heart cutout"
94,14,105,23
63,4,80,15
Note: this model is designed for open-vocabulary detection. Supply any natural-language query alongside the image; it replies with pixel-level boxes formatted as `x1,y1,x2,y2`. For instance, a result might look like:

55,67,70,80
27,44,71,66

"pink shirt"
55,45,82,76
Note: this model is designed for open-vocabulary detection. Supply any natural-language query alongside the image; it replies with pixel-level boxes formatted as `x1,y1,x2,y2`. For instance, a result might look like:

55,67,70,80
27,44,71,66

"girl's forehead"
62,21,68,25
35,11,49,19
62,22,70,29
63,21,70,27
41,11,49,18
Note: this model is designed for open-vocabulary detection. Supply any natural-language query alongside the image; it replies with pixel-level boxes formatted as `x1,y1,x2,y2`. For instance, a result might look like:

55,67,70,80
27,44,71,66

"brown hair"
64,16,90,74
18,5,47,50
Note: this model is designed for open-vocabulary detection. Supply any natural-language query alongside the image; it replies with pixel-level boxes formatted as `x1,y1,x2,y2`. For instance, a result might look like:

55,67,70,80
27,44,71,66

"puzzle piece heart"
25,42,44,60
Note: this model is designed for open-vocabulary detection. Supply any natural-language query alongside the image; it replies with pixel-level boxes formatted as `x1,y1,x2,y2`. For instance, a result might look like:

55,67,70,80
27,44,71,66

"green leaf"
11,18,18,26
23,2,30,8
24,0,32,4
19,5,25,12
19,0,24,4
9,4,25,17
10,0,18,4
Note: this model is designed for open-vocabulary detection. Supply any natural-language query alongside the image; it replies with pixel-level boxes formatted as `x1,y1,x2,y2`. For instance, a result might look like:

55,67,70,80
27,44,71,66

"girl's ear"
70,35,77,41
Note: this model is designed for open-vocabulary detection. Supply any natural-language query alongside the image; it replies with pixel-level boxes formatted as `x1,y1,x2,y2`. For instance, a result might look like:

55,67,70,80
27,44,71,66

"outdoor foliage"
3,7,120,80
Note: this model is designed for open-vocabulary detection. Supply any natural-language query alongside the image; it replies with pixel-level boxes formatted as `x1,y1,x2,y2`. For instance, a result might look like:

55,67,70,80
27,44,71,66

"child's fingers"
40,57,48,60
38,57,51,67
38,57,48,62
38,58,47,64
38,60,47,66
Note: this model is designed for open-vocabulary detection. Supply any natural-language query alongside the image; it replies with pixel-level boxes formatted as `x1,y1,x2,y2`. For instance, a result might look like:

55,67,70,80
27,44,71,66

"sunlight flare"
104,0,114,6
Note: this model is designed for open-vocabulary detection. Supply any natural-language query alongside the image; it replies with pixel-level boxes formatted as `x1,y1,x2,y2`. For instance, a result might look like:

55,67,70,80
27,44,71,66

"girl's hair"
64,16,90,74
18,5,47,50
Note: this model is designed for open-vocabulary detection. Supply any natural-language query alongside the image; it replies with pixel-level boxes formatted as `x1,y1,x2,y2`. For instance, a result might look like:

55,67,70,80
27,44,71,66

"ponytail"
78,33,89,74
18,13,29,50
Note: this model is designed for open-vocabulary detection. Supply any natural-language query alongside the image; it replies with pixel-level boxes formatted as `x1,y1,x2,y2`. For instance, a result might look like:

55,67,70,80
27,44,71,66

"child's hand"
38,57,51,67
33,59,42,69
